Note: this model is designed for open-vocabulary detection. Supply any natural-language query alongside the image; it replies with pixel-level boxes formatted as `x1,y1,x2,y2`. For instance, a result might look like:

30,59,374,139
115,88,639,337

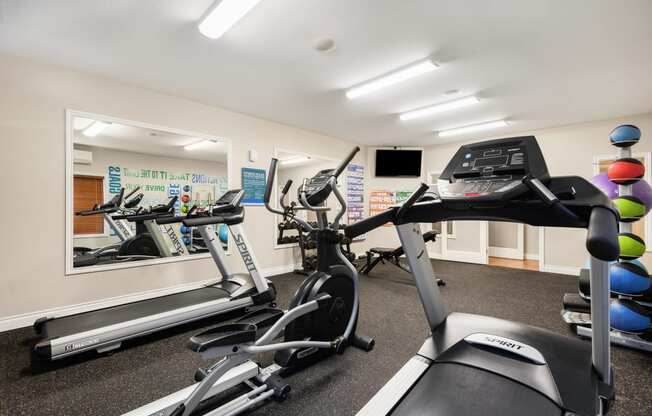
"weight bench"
360,231,445,286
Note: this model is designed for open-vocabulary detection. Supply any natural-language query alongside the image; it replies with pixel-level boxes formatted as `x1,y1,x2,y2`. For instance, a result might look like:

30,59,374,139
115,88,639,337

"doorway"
487,222,539,271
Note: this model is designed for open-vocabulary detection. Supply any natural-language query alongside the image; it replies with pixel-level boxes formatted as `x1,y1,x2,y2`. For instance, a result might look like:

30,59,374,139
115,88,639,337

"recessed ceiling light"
313,37,336,53
400,96,480,121
198,0,263,40
437,120,508,137
83,121,111,137
184,139,221,151
346,58,438,100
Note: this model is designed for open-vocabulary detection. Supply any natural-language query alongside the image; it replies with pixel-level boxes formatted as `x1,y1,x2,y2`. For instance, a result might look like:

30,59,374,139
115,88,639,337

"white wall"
0,55,364,322
424,112,652,271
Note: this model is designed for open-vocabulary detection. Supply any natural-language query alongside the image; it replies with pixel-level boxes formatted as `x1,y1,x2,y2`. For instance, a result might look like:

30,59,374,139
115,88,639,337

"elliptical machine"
265,147,375,371
123,147,373,416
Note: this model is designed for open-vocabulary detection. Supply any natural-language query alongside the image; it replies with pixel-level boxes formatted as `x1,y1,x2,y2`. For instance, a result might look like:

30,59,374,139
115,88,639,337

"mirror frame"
65,109,232,275
272,147,341,250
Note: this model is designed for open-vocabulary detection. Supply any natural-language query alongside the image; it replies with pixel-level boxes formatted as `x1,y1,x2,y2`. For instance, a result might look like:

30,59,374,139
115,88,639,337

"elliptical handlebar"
397,183,429,219
264,158,314,231
333,146,360,178
264,158,279,207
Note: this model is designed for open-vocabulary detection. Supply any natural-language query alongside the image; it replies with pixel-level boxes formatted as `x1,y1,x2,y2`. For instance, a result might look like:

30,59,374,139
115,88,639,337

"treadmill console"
300,168,335,206
438,136,550,205
212,189,244,213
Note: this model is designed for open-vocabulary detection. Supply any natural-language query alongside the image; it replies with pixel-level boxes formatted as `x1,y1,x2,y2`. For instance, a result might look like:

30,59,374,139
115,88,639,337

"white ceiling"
72,117,228,162
2,0,651,145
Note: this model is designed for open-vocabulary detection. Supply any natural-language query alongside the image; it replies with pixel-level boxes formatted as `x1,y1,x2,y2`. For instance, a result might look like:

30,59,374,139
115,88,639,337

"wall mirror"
66,110,230,275
273,149,358,272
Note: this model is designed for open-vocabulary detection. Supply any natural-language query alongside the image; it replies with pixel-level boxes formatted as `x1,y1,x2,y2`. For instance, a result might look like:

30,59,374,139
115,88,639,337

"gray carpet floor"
1,260,651,416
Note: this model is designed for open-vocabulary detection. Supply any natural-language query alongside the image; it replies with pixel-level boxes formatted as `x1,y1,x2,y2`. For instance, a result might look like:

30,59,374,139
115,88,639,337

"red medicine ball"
608,158,645,185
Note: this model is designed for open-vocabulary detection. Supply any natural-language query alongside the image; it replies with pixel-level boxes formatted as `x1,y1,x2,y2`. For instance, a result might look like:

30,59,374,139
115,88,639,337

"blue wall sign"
241,167,266,205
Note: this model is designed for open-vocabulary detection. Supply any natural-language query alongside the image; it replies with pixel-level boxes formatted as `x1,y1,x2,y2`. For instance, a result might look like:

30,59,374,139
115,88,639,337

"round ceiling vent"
313,37,336,53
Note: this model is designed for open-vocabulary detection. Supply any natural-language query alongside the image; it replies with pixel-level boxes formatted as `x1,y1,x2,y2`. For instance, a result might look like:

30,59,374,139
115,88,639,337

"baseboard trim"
488,246,523,260
438,250,487,265
525,253,540,261
540,264,580,276
0,263,299,333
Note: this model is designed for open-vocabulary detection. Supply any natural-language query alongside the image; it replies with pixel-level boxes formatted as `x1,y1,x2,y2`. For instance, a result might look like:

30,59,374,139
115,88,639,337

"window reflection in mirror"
68,112,229,274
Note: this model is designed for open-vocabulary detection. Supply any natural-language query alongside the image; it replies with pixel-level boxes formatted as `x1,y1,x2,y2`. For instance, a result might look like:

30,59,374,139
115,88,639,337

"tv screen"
375,149,422,177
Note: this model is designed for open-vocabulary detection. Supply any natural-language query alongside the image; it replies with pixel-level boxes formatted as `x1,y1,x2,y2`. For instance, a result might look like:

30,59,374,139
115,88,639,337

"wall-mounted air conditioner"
73,149,93,165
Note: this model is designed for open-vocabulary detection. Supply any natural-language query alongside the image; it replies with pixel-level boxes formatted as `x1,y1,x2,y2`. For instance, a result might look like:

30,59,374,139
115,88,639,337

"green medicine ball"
613,196,647,223
619,233,646,260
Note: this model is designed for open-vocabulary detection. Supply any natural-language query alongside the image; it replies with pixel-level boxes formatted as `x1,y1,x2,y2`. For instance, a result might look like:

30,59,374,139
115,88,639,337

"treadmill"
33,189,275,361
347,136,619,416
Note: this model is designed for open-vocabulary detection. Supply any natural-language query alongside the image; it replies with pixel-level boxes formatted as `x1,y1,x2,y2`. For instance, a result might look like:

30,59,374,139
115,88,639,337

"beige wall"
0,55,364,319
424,112,652,270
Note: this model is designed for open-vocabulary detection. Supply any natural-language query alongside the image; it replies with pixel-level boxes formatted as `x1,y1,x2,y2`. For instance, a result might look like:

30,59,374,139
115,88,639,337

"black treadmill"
34,190,275,361
348,136,619,416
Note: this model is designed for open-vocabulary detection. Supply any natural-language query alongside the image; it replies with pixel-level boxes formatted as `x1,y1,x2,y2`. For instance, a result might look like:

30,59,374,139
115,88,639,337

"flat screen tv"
375,149,422,177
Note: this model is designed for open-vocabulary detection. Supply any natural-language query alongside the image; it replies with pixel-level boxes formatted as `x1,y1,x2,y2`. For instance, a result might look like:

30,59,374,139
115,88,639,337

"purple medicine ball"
591,173,652,215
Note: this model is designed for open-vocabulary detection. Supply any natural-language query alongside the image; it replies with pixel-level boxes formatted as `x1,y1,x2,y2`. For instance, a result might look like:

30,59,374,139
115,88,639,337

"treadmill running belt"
390,362,562,416
40,286,232,339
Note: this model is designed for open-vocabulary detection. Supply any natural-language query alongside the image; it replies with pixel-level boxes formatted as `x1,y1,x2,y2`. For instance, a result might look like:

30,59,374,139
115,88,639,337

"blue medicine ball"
623,259,648,275
218,224,229,244
610,262,651,295
610,300,651,333
610,124,641,148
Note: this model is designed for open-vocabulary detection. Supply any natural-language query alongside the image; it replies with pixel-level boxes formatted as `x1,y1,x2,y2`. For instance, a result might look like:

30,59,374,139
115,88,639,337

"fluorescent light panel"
400,96,480,121
82,121,111,137
438,120,508,137
184,139,220,151
280,156,310,166
198,0,263,40
346,59,438,99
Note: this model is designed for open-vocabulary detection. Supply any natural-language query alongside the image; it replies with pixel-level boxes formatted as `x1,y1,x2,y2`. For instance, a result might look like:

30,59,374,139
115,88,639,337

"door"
488,222,525,260
73,175,104,235
429,172,488,264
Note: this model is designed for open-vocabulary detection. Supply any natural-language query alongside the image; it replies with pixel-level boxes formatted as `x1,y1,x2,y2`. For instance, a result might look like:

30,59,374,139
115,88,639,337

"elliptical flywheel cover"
618,233,646,260
608,158,645,185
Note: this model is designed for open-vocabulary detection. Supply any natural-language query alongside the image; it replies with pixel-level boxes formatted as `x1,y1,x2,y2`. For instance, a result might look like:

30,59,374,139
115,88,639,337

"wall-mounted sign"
241,167,267,206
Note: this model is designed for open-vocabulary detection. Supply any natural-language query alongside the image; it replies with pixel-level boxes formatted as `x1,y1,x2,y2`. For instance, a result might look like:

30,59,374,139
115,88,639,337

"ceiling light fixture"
280,156,311,166
346,58,438,100
400,96,480,121
437,120,509,137
198,0,263,40
184,139,220,151
82,121,111,137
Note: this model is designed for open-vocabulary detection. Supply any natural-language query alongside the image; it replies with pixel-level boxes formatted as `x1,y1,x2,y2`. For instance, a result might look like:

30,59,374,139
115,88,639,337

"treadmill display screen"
475,155,508,168
218,190,239,204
